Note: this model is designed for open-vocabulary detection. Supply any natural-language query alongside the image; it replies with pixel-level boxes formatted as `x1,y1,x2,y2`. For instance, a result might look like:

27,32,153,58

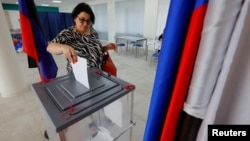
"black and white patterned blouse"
51,26,103,73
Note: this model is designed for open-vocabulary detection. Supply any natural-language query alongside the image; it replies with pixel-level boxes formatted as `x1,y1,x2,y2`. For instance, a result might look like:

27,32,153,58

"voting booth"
32,68,135,141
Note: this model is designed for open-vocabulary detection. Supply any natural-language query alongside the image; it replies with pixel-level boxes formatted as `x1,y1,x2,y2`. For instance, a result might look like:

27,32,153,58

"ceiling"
1,0,93,8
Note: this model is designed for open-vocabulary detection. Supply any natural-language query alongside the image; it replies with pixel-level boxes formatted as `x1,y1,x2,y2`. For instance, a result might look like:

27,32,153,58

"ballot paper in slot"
71,57,90,89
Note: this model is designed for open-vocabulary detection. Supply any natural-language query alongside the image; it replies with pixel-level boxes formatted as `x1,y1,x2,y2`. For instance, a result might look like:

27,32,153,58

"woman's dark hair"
71,3,95,24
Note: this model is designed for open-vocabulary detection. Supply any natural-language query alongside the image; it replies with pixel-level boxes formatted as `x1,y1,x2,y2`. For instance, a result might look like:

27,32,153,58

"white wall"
0,2,27,97
156,0,170,37
4,10,20,30
92,3,109,40
106,1,116,42
143,0,159,39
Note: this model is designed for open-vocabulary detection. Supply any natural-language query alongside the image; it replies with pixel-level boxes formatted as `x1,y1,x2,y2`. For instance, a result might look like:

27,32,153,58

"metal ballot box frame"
32,68,135,141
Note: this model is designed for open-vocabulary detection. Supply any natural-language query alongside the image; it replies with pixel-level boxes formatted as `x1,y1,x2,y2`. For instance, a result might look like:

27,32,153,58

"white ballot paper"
71,57,90,89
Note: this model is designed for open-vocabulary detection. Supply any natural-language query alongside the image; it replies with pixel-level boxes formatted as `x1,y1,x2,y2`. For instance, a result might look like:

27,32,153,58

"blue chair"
129,41,136,47
150,40,162,65
130,33,145,57
150,51,160,66
116,43,126,54
131,41,144,57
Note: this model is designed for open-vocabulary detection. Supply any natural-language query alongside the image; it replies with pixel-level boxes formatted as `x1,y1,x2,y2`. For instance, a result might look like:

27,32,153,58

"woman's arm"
47,42,78,63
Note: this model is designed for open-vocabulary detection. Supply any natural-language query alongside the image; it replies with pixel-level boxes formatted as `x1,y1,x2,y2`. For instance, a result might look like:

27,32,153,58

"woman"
47,2,117,73
45,3,116,140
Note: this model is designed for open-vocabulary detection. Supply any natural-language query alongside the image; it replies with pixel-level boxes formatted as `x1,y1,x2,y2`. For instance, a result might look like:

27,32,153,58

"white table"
115,36,148,61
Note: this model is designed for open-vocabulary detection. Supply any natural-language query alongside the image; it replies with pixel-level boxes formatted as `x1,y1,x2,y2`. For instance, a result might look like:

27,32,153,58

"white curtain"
183,0,242,119
197,0,250,140
115,0,144,36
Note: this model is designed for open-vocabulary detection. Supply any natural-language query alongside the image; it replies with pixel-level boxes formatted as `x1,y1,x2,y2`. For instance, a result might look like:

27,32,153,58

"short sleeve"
51,28,73,44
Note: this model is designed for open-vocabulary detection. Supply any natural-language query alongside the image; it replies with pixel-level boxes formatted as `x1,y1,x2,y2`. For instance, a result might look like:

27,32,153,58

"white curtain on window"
115,0,145,36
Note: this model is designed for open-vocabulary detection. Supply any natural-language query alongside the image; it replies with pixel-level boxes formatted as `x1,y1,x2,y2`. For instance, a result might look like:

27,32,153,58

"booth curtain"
38,12,74,41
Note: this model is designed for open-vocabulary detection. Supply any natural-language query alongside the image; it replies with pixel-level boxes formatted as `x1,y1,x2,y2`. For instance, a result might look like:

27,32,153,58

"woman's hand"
61,45,78,64
47,42,78,64
103,43,117,52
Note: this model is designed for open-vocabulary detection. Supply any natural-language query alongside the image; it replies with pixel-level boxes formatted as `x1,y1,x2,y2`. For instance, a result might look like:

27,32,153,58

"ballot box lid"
32,68,135,132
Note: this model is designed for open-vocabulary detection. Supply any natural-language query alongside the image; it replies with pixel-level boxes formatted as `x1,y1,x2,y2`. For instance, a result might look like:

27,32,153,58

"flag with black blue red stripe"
18,0,58,82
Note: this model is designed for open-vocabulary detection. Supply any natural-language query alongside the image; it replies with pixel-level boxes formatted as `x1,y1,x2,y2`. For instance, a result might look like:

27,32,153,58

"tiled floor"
0,48,158,141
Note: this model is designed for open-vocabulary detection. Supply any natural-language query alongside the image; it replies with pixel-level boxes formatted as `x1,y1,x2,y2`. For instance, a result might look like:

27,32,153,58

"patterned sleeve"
51,28,73,44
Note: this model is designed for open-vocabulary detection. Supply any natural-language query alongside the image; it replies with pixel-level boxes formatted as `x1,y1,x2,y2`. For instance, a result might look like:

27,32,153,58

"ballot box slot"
44,74,121,113
69,86,124,115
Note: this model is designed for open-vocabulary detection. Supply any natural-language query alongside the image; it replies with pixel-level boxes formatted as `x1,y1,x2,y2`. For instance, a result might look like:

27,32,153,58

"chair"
150,50,160,66
150,40,162,66
131,41,144,57
115,35,127,54
129,41,136,48
130,33,145,57
116,43,126,54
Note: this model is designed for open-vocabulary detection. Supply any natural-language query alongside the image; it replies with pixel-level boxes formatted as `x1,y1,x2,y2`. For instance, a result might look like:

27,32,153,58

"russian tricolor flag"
18,0,58,82
143,0,208,141
160,0,208,141
144,0,197,140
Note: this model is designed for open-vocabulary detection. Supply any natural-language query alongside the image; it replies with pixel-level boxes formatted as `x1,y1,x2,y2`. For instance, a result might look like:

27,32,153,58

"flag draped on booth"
177,1,243,140
194,0,249,140
18,0,58,82
183,0,242,121
144,0,250,141
160,0,208,141
143,0,197,140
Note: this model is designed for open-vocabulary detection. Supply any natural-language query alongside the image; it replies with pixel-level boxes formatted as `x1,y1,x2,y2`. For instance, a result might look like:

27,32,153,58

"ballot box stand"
32,68,135,141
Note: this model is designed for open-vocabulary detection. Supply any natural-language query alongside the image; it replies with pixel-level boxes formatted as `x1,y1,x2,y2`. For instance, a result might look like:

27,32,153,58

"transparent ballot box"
32,68,135,141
